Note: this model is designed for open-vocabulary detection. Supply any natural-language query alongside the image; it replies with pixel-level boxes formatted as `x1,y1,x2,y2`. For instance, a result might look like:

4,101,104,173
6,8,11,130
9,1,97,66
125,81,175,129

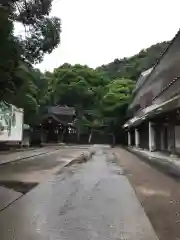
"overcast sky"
36,0,180,72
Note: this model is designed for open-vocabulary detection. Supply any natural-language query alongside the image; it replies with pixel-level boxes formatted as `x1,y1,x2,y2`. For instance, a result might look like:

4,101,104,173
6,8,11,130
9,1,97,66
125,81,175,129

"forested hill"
96,41,170,81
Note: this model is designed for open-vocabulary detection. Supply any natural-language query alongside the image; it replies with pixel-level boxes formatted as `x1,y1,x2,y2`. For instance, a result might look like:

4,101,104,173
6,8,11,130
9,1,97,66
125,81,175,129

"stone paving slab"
0,186,22,211
0,148,87,213
0,146,62,165
0,147,158,240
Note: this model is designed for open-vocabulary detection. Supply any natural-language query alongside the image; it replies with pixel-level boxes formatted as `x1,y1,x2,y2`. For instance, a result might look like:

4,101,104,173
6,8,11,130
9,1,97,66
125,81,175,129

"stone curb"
0,147,37,155
127,147,180,179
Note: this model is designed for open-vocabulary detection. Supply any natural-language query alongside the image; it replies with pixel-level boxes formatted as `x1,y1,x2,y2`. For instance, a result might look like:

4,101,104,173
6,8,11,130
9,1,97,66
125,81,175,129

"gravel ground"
114,147,180,240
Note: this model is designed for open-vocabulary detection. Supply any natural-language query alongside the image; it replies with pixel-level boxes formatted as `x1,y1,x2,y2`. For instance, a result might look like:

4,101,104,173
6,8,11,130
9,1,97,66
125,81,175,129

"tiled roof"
48,106,75,116
133,68,153,93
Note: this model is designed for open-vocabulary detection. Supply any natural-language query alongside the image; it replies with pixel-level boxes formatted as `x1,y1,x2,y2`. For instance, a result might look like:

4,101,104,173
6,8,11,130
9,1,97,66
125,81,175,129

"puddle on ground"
0,181,38,194
137,186,170,197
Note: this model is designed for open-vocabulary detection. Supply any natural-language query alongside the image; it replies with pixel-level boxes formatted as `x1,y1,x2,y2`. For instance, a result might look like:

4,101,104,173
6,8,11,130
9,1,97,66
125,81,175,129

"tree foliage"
10,64,45,124
101,79,134,114
0,0,61,102
49,64,106,108
0,7,21,100
2,0,61,64
98,79,135,136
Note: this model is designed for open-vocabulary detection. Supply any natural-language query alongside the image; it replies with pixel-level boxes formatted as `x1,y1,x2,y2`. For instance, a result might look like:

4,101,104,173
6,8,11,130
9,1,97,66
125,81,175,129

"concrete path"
0,146,158,240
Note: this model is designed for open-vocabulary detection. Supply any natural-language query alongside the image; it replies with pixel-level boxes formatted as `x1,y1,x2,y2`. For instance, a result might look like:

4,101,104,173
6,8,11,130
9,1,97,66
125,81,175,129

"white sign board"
0,102,24,142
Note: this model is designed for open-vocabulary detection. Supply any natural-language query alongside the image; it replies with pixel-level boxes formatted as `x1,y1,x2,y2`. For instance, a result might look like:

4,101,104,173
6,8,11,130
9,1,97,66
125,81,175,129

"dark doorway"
42,118,61,143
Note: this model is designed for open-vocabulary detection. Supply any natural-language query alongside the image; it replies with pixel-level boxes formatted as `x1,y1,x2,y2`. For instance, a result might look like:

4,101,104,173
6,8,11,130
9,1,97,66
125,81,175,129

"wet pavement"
0,146,158,240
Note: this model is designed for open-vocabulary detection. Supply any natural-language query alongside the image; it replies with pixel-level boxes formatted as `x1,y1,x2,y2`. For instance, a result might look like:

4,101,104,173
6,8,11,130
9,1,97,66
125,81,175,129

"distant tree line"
96,41,169,81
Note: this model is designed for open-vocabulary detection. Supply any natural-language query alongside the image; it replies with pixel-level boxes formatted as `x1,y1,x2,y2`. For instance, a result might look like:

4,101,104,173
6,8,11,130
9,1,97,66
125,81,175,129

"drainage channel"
0,181,38,194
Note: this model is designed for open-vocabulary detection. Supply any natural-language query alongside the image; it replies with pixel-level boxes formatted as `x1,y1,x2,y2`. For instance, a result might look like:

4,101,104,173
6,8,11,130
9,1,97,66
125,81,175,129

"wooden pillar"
149,122,155,152
160,126,165,151
128,131,131,147
135,128,140,148
169,124,177,157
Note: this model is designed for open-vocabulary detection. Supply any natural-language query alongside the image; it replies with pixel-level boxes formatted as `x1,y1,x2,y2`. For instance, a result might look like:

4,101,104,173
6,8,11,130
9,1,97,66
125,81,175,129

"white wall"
0,105,23,142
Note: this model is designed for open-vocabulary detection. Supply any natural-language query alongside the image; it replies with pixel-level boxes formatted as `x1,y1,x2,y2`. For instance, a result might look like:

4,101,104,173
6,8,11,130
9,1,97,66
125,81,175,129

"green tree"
0,0,61,102
48,64,107,140
10,64,50,125
99,78,135,142
5,0,61,64
0,7,21,100
11,64,39,124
